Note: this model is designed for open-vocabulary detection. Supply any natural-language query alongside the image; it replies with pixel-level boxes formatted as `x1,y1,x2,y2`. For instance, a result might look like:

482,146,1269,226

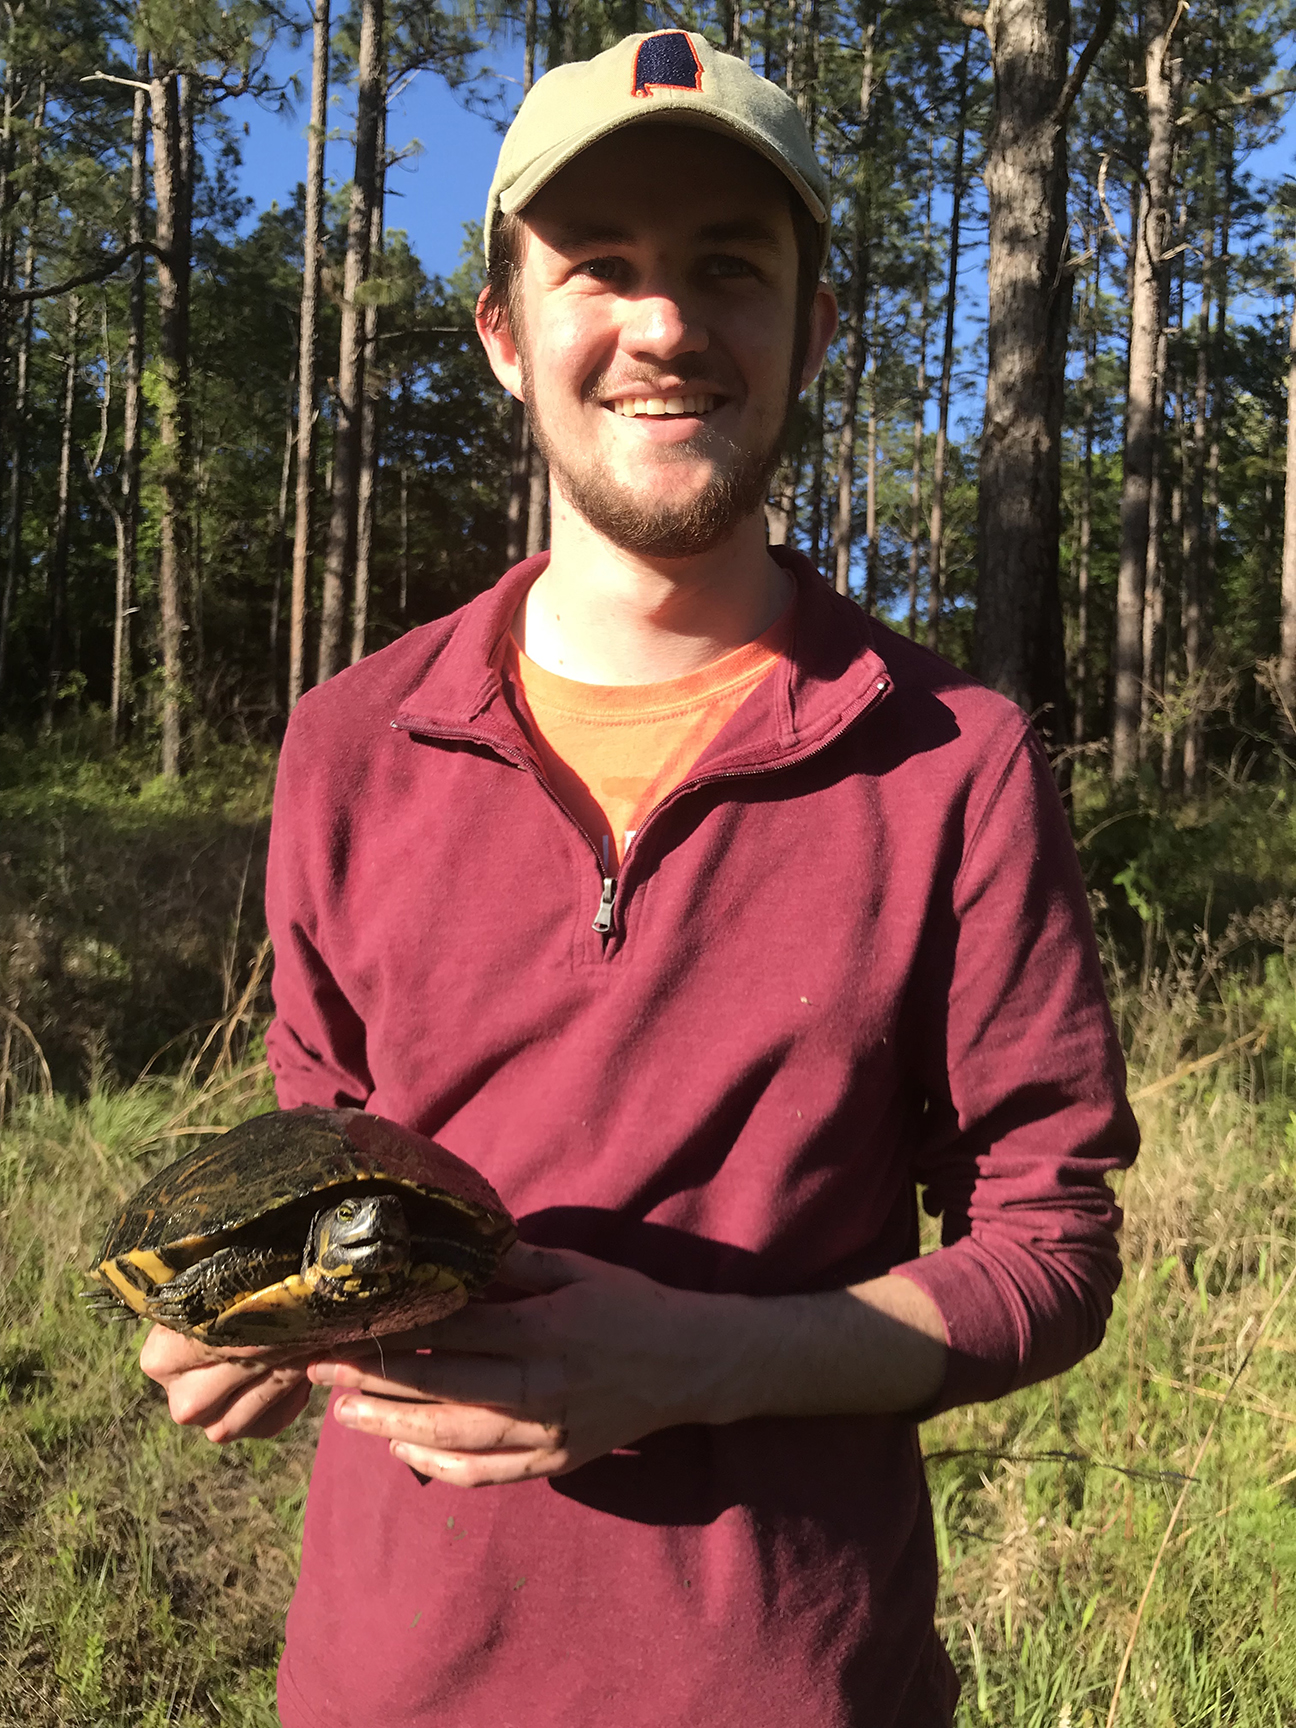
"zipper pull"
592,875,616,935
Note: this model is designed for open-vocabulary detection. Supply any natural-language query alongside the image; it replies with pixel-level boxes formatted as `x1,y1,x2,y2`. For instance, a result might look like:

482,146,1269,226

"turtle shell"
89,1106,516,1349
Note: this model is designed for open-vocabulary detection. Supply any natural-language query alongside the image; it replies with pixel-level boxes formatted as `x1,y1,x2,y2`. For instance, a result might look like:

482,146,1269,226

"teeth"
612,395,715,418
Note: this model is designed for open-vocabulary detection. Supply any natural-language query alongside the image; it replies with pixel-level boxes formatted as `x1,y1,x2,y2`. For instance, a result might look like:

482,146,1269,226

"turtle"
87,1106,516,1349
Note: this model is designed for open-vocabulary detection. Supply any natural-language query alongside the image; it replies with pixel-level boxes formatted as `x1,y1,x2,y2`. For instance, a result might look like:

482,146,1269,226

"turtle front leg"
147,1246,300,1333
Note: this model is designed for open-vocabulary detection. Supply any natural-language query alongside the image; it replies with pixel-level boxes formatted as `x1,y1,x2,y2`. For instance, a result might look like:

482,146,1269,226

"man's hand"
139,1325,315,1442
308,1242,726,1486
307,1242,948,1488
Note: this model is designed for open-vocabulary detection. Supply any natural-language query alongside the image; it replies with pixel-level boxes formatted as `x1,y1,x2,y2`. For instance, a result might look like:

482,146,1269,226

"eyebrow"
549,215,785,252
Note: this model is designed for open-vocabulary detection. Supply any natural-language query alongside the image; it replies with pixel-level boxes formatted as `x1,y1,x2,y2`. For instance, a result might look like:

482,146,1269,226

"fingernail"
334,1396,361,1426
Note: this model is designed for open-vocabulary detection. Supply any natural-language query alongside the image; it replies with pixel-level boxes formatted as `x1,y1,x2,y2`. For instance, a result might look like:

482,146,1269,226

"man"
144,31,1138,1728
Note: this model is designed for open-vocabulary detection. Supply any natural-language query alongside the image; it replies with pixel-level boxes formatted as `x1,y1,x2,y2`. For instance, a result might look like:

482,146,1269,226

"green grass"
927,955,1296,1727
0,1064,314,1728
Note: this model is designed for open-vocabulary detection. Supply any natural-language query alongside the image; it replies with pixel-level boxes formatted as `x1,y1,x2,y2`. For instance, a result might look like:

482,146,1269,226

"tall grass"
930,917,1296,1727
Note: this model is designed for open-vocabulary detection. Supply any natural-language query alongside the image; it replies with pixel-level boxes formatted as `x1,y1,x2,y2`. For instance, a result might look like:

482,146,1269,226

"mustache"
584,365,733,402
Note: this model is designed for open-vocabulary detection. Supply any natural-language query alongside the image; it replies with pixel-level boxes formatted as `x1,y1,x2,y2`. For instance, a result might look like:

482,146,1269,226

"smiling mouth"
604,394,720,419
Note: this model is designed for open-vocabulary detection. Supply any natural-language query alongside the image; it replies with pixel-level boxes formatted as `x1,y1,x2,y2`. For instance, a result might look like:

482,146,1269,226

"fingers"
333,1391,566,1459
391,1441,568,1487
200,1365,314,1443
309,1350,563,1413
140,1323,312,1442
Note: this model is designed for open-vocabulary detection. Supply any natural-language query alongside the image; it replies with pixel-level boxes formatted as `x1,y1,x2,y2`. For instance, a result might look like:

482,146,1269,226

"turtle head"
304,1192,412,1290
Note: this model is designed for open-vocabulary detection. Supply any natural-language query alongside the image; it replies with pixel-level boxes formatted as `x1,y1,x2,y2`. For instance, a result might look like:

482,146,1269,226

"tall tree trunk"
863,293,880,613
351,87,387,665
1183,209,1213,793
318,0,382,685
150,61,192,779
1111,0,1179,781
808,370,825,567
505,0,538,565
973,0,1111,749
1069,205,1100,746
927,32,969,651
289,0,330,711
1280,273,1296,727
269,354,297,672
832,21,874,598
832,251,864,596
113,53,148,742
507,412,529,564
907,142,933,639
0,75,44,706
0,53,17,543
45,298,79,729
526,442,548,556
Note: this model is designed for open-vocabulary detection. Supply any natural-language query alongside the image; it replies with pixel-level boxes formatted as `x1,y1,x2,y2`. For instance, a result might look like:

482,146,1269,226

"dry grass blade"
1104,1256,1296,1728
1128,1024,1267,1101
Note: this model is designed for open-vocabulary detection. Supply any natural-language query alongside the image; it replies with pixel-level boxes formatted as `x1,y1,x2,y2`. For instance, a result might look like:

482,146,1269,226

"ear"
799,281,839,393
476,287,525,402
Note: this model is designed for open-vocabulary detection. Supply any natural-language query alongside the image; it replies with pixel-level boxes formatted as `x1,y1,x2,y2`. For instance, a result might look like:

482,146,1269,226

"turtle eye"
336,1202,356,1222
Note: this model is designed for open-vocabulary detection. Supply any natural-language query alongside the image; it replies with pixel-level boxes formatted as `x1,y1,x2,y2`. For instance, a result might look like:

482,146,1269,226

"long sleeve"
264,694,374,1113
891,724,1139,1415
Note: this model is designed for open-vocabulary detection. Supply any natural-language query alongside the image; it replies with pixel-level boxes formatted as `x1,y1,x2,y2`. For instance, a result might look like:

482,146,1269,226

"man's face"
478,125,833,559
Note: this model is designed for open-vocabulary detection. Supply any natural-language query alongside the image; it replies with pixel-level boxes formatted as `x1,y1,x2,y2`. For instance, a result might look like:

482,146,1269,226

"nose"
620,273,708,364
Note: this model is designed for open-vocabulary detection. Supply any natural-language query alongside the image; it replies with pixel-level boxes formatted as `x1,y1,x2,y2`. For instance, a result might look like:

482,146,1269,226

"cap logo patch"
632,32,703,98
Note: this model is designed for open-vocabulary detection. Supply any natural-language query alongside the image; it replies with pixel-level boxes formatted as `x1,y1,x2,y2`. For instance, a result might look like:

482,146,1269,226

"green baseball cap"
484,30,830,269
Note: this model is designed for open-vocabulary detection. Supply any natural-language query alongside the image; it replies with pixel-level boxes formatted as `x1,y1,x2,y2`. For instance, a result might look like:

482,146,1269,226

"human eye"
571,254,627,283
700,253,761,281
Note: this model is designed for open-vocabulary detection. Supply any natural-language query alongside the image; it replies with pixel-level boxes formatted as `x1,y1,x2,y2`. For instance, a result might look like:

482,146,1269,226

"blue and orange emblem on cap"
632,31,704,97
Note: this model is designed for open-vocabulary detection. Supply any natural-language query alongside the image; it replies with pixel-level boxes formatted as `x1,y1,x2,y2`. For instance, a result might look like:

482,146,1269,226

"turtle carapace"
87,1107,516,1349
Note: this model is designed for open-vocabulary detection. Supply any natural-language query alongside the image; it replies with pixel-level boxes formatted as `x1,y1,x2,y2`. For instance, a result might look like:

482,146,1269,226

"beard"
520,355,795,560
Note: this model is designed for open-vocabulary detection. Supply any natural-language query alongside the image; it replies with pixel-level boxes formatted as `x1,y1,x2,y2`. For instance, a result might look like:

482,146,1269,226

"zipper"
394,669,892,949
592,875,616,934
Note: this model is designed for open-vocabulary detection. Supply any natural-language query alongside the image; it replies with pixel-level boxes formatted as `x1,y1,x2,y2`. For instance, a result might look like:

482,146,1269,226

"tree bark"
113,53,148,742
927,32,969,651
289,0,330,710
972,0,1111,748
318,0,382,686
150,61,192,779
1072,216,1099,746
907,142,933,639
1280,273,1296,726
45,297,79,729
863,293,879,613
832,19,874,598
0,74,44,707
1111,0,1180,780
1183,209,1212,793
505,0,538,563
526,442,548,556
270,353,297,672
831,254,864,596
808,370,825,568
351,85,387,665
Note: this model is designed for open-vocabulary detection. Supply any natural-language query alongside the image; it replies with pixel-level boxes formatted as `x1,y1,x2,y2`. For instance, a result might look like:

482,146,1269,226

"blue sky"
228,34,527,279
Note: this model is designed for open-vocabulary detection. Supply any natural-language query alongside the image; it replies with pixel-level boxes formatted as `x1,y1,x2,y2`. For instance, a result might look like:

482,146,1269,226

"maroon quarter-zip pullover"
266,551,1138,1728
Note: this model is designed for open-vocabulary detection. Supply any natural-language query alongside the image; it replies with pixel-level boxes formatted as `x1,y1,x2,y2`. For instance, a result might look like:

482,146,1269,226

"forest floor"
0,737,1294,1726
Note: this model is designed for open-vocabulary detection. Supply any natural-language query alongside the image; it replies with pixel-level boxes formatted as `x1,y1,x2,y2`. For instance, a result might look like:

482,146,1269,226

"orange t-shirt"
507,610,792,871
